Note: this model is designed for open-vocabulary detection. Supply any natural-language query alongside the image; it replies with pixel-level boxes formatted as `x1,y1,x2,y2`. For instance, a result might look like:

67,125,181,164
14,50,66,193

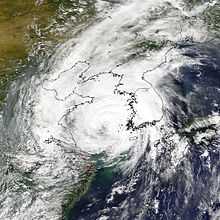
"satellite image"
0,0,220,219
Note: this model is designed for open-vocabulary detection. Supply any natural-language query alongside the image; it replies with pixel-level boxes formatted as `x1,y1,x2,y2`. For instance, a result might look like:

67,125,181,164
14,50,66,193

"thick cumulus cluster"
35,61,164,158
33,0,210,162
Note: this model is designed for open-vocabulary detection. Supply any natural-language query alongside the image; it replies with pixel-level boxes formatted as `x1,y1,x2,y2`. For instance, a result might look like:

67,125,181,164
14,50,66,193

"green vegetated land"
0,0,95,106
0,1,97,219
0,0,54,104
